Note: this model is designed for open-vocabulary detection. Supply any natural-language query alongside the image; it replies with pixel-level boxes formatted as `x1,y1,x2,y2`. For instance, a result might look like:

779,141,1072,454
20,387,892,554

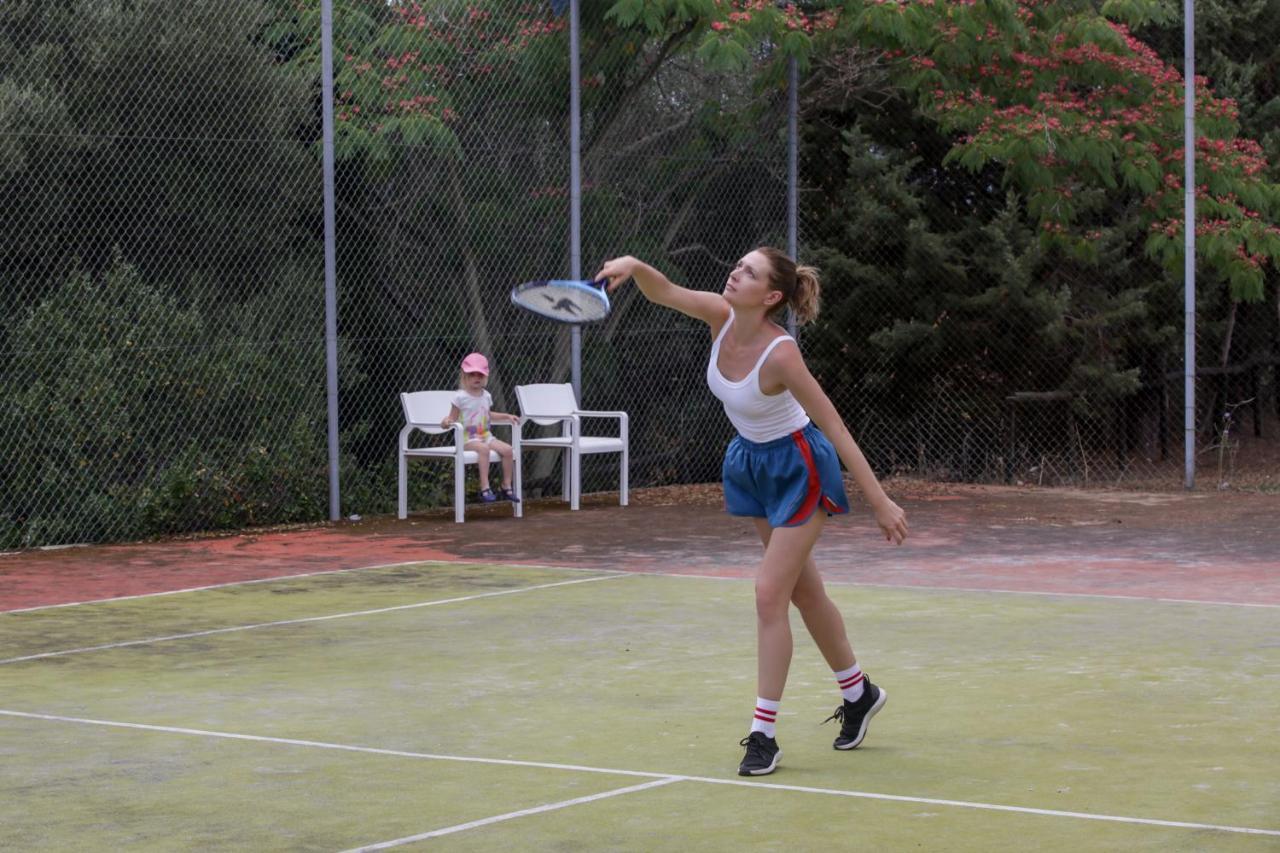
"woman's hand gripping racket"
510,278,611,323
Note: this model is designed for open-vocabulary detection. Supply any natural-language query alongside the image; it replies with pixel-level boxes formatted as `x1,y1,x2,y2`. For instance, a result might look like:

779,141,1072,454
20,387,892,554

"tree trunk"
1200,299,1239,437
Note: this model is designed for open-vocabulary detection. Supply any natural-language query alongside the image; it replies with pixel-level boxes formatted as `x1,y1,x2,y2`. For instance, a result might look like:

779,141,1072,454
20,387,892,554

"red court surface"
3,482,1278,611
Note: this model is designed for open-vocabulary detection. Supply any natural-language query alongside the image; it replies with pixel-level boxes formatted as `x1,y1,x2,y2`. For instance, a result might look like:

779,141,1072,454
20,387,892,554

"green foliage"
0,255,336,547
139,415,328,534
1100,0,1176,28
0,0,319,306
4,0,1275,544
1137,0,1280,171
798,37,1188,476
835,0,1280,302
266,0,806,502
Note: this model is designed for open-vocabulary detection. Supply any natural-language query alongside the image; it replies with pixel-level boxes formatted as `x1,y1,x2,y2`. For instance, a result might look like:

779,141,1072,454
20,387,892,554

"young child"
596,248,907,777
440,352,520,503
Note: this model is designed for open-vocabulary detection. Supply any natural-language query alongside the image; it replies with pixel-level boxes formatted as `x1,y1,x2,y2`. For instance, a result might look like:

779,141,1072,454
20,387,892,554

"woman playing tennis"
596,248,908,777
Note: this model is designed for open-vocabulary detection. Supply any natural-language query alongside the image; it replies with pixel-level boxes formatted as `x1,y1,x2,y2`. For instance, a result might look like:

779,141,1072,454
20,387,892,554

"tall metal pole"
569,0,583,400
1183,0,1196,489
786,55,799,337
321,0,341,520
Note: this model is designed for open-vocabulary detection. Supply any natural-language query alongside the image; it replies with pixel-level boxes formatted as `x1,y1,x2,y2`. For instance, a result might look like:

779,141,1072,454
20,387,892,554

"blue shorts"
722,422,851,528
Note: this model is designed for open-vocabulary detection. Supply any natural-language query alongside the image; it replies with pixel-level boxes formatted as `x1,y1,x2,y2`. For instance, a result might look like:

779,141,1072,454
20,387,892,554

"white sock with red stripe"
834,664,865,702
750,697,780,739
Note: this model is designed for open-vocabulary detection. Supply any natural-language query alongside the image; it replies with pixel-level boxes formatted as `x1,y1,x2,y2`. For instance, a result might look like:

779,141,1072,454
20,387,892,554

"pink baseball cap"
460,352,489,375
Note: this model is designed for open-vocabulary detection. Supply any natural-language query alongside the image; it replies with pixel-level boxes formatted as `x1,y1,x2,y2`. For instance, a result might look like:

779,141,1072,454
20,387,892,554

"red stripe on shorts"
785,431,822,526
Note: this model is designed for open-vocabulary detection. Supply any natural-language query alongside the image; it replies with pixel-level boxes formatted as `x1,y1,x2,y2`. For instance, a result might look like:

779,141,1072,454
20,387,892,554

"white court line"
614,568,1280,609
831,578,1280,610
0,574,626,665
3,559,613,615
341,778,683,850
2,560,428,614
1,709,1275,839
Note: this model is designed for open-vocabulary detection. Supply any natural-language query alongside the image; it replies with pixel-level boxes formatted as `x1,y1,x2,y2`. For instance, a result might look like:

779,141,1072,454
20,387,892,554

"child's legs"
464,440,493,489
487,438,514,488
752,513,825,700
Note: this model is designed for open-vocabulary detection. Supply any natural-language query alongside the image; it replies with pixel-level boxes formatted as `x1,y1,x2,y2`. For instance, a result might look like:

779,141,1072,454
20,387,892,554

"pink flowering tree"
837,0,1280,443
691,0,1279,301
845,0,1279,302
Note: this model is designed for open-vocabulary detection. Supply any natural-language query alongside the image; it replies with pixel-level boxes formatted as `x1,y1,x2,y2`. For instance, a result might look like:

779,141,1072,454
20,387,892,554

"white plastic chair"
514,383,627,511
397,390,522,523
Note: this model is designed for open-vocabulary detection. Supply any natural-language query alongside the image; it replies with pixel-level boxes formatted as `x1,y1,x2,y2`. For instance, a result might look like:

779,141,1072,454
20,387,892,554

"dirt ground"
3,479,1278,611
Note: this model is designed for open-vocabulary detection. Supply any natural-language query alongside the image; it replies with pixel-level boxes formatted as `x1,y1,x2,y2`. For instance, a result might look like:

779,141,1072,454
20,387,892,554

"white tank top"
706,312,810,443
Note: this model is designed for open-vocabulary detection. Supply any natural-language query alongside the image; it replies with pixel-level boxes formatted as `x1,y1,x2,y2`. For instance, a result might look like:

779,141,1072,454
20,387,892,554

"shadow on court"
2,481,1279,611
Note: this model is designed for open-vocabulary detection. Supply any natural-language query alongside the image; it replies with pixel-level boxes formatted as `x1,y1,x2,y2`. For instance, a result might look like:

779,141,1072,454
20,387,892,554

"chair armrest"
490,419,522,437
490,420,522,454
519,413,576,423
576,410,627,435
404,422,466,444
407,420,463,433
518,412,577,440
519,413,578,432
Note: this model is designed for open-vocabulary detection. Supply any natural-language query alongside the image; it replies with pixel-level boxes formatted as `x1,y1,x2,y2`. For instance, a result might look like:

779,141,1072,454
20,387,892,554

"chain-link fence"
1,1,326,548
328,0,790,505
2,1,1277,549
797,7,1278,491
798,55,1196,489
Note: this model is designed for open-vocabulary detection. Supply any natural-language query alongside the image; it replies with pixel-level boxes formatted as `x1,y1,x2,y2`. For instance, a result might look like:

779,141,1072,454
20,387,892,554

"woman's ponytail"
757,246,822,325
791,265,821,325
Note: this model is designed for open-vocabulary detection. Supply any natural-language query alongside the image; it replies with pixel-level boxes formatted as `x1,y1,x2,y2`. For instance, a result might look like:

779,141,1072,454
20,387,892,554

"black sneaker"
737,731,781,776
823,679,887,750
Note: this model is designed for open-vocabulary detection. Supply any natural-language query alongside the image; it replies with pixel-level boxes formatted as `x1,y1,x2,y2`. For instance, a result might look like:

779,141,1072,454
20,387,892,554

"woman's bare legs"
752,513,826,700
752,518,856,681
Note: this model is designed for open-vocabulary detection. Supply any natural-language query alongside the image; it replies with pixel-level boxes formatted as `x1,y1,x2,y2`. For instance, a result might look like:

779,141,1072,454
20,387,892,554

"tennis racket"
510,278,610,323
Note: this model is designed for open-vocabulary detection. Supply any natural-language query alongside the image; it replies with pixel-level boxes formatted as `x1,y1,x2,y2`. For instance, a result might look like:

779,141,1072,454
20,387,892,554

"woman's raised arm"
596,256,729,327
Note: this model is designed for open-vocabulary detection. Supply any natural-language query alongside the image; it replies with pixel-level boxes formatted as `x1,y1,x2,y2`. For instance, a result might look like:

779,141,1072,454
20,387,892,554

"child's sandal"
478,488,498,503
498,487,520,503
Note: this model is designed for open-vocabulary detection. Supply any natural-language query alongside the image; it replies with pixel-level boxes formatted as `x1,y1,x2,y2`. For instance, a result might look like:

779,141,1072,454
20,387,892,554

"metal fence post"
1183,0,1196,489
787,54,798,338
569,0,583,401
322,0,340,519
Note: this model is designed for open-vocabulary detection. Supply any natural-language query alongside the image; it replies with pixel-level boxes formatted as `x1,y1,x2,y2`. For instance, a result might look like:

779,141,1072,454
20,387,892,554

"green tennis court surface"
2,562,1276,850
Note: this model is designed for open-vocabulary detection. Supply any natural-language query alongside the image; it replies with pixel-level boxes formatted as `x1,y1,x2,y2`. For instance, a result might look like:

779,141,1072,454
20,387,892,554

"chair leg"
561,452,571,503
513,448,523,519
454,460,466,523
570,451,580,511
620,449,628,507
398,452,408,520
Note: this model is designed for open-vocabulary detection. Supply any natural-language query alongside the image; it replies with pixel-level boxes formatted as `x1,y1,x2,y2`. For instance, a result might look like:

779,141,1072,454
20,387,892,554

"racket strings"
511,281,609,323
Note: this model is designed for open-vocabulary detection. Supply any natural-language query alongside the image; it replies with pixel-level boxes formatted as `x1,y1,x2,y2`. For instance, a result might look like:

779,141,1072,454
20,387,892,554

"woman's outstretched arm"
596,255,729,327
766,342,908,544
